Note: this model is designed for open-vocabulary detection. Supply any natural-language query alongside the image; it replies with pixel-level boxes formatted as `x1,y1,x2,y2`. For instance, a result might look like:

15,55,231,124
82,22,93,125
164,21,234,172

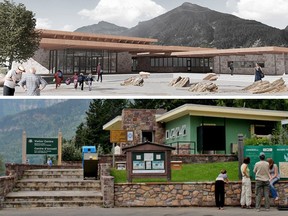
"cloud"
78,0,166,28
229,0,288,29
36,18,52,29
62,25,75,32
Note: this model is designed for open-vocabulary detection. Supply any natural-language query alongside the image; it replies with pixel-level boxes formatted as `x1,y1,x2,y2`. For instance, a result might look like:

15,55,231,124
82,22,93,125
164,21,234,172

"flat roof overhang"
102,105,288,131
39,29,158,44
40,38,211,53
171,46,288,58
156,104,288,123
38,29,216,54
103,116,122,131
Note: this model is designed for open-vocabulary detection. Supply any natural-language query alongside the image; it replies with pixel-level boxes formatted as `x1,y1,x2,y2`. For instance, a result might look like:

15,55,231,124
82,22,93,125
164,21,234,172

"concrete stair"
3,169,103,208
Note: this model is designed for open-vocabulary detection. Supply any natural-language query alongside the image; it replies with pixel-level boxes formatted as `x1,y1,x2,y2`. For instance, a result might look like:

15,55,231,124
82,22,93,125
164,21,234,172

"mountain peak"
180,2,210,11
76,3,288,48
75,21,128,35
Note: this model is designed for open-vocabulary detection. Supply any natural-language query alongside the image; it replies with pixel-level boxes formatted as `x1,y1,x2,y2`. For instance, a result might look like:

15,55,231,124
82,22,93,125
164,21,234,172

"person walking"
87,73,94,91
267,158,280,201
3,65,25,96
254,63,263,82
229,62,234,76
253,152,271,212
96,63,102,82
78,73,85,91
18,67,47,96
54,70,63,89
240,157,252,209
215,169,229,210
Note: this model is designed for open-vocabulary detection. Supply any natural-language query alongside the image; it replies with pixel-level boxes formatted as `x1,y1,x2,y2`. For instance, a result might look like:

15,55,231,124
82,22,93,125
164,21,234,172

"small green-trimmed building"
103,104,288,155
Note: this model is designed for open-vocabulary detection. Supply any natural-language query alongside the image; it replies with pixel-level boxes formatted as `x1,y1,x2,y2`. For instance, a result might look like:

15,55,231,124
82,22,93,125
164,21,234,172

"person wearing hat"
3,65,25,96
253,152,271,212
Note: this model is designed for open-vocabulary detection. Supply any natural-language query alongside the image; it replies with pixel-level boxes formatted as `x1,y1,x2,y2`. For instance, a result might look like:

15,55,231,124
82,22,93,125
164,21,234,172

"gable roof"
122,141,175,152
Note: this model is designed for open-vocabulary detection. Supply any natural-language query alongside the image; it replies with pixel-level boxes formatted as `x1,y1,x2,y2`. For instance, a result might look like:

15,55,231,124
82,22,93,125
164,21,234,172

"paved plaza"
1,73,288,98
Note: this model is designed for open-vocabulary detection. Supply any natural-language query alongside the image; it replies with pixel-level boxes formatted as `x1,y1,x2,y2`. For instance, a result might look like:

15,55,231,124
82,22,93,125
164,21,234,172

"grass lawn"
111,161,239,183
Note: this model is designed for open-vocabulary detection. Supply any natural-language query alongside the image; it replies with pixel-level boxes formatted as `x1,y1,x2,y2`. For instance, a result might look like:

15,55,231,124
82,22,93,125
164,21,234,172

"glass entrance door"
91,56,103,73
74,56,87,74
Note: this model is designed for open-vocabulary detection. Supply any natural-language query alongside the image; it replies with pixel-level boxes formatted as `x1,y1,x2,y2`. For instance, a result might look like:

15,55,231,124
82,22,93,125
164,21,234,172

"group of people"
229,62,264,82
69,72,94,91
54,63,103,91
3,65,47,96
215,152,280,211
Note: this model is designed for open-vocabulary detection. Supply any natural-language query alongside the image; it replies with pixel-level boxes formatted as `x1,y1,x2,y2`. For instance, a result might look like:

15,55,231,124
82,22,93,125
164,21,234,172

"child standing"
73,72,78,90
47,157,52,167
215,169,229,210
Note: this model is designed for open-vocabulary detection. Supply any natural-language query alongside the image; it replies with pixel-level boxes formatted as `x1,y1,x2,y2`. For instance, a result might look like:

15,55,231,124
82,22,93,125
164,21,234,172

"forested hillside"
0,99,63,120
0,100,91,164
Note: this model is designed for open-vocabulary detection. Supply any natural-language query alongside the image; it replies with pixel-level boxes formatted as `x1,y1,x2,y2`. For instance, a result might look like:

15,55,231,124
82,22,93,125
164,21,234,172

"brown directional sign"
110,130,127,143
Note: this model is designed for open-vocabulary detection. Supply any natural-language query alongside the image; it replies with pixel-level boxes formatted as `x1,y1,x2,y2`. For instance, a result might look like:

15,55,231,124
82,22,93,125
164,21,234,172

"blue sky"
2,0,288,31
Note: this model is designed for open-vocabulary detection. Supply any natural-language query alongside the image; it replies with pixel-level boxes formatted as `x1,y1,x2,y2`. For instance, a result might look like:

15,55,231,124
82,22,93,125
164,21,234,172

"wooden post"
238,134,244,180
58,129,62,165
112,143,115,168
22,130,27,164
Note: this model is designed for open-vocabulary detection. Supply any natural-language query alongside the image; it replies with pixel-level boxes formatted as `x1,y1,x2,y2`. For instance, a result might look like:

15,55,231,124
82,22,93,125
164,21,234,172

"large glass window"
49,49,118,74
159,58,163,67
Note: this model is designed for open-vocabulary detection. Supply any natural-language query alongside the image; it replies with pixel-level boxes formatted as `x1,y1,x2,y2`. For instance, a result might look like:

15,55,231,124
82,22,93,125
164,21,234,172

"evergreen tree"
62,139,82,161
75,99,129,153
0,0,41,69
130,99,219,111
0,154,4,176
216,99,288,110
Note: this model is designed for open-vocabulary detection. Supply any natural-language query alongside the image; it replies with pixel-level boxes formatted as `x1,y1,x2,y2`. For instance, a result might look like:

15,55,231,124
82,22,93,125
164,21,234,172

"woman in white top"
240,157,252,208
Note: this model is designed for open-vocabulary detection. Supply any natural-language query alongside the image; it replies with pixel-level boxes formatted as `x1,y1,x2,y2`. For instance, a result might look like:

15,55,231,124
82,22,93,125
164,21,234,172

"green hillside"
0,99,91,164
0,99,64,119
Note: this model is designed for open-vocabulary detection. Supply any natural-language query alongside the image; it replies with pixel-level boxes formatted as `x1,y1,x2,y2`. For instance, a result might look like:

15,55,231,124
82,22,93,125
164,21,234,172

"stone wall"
121,109,167,145
115,181,288,207
214,53,288,75
0,176,17,208
100,163,114,207
117,52,133,73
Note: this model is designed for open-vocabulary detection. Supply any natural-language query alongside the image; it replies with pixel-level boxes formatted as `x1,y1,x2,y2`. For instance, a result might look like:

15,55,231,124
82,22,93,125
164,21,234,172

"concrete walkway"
1,206,287,216
1,73,287,97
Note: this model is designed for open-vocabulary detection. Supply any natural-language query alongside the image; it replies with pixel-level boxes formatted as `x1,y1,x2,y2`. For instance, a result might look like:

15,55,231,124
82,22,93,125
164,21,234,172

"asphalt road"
1,206,287,216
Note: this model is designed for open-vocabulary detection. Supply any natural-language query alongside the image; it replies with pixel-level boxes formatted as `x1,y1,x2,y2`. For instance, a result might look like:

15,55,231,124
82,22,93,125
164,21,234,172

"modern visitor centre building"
25,29,288,76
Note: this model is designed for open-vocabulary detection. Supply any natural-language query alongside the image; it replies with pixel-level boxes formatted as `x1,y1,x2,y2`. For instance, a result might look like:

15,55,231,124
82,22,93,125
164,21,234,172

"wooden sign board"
110,130,127,143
